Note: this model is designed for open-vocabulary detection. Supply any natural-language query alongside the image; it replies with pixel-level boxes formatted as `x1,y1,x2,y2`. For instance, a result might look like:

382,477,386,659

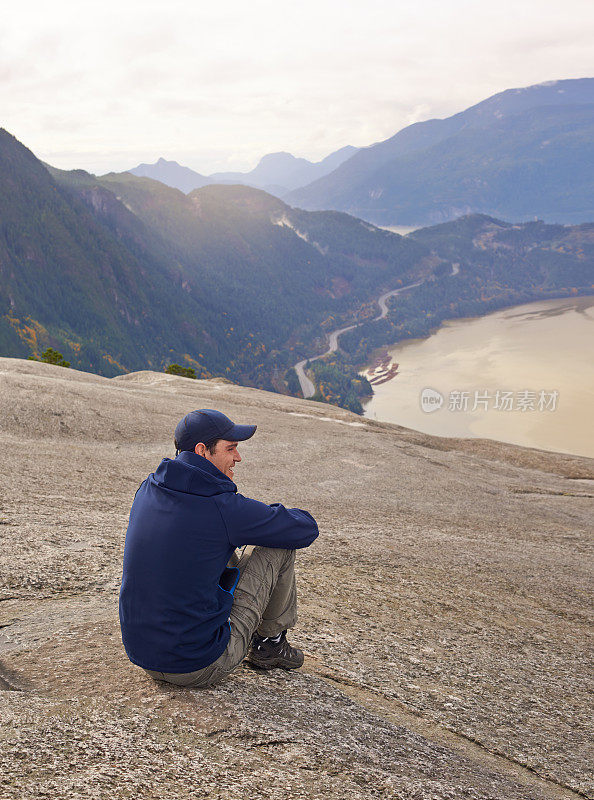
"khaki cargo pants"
143,546,297,689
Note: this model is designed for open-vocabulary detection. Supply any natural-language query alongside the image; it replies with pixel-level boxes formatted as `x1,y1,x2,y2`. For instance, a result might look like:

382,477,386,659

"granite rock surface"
0,358,592,799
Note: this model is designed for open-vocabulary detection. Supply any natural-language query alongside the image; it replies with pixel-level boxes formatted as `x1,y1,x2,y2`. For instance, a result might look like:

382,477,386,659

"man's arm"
216,493,318,550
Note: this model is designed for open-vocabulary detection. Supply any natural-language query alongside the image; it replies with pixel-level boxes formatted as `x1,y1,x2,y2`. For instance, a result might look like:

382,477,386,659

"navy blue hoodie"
119,451,318,673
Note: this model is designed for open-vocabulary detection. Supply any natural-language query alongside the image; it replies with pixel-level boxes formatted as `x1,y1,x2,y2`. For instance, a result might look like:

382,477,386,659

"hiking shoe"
245,631,304,670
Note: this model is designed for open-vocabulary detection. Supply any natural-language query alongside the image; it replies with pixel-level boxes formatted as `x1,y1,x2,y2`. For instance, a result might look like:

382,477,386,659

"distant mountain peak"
259,151,294,161
128,145,360,197
128,158,212,193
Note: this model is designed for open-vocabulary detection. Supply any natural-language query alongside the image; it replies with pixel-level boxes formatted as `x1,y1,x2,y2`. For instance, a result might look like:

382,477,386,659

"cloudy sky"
2,0,593,175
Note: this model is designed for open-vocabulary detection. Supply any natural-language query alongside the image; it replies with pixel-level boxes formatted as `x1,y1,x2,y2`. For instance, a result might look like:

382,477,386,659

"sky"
2,0,593,175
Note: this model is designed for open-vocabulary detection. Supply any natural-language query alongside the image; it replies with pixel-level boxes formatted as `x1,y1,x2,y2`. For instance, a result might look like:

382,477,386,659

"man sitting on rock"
119,408,319,688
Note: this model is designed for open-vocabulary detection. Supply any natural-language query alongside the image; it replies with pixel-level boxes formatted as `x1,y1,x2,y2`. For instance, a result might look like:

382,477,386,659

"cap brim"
224,423,257,442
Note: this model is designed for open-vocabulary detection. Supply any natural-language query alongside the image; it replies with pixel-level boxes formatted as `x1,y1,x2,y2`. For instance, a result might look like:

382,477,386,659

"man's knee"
282,548,296,571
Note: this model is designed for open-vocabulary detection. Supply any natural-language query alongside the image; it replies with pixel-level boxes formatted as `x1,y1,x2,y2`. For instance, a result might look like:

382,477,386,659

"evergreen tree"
32,348,71,368
166,363,197,379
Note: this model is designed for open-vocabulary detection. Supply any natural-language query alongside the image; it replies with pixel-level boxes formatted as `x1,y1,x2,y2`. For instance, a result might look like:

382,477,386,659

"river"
361,295,594,459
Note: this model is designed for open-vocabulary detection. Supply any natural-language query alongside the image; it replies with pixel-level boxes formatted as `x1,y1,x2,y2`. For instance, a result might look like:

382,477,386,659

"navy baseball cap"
174,409,257,453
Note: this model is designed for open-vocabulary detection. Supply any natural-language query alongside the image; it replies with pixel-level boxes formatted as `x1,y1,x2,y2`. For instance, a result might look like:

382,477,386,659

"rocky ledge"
0,358,592,799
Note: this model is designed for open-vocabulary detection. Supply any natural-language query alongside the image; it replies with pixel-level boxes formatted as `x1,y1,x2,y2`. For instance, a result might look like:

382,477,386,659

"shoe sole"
245,655,304,671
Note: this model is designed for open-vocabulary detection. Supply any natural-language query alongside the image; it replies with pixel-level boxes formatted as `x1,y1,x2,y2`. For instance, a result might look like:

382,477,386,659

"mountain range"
1,114,592,410
128,79,594,230
129,146,359,197
287,78,594,227
0,127,424,386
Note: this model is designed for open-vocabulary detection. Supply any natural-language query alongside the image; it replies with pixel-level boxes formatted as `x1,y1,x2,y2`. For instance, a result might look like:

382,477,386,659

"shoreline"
360,294,594,460
359,289,594,388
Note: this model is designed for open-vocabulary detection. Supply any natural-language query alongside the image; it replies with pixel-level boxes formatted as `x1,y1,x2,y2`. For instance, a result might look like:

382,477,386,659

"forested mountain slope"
1,128,423,384
2,128,592,408
287,78,594,227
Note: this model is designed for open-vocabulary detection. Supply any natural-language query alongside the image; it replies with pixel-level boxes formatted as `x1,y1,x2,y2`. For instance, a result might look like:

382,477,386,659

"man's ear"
195,442,207,457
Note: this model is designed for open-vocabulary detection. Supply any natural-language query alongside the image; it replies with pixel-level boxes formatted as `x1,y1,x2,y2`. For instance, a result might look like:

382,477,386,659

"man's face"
196,439,241,480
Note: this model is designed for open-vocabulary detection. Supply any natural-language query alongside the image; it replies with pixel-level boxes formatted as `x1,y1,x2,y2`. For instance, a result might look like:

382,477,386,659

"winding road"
294,263,460,398
294,279,423,398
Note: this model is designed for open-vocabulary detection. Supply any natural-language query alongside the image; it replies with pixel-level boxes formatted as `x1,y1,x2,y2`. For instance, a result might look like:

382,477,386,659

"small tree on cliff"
29,348,71,368
165,363,197,379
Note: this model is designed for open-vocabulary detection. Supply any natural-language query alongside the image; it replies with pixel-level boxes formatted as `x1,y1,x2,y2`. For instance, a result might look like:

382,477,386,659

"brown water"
362,295,594,458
